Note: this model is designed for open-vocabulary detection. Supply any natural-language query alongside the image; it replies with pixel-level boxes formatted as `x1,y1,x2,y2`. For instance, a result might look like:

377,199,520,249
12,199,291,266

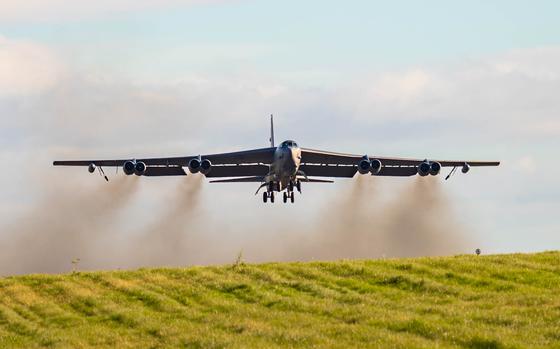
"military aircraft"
53,116,500,204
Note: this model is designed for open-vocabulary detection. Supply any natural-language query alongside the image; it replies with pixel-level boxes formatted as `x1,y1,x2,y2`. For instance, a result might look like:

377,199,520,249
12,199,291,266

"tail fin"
269,114,275,147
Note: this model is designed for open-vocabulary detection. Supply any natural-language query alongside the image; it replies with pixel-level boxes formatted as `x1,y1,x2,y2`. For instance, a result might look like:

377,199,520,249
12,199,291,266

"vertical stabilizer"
269,114,275,147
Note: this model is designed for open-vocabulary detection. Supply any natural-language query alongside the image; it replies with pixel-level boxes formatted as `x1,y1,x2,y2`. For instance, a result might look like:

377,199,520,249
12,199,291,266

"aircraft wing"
53,147,275,178
300,148,500,177
53,147,276,167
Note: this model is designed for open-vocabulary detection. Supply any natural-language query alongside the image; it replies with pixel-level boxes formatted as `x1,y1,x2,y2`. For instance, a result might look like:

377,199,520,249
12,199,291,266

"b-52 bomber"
54,116,500,204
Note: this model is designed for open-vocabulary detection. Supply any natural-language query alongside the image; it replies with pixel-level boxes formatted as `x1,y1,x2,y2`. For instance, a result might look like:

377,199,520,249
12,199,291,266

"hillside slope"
1,252,559,348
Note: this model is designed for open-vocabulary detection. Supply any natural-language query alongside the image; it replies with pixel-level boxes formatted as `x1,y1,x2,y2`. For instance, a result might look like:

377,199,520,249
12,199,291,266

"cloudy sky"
0,0,559,268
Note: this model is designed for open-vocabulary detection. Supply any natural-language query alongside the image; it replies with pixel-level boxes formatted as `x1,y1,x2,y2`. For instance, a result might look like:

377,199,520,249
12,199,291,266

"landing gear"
288,180,302,193
260,181,299,204
263,191,275,203
282,191,295,204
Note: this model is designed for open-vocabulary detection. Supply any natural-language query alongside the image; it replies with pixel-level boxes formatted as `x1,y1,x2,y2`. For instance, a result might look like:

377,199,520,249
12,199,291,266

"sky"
0,0,559,269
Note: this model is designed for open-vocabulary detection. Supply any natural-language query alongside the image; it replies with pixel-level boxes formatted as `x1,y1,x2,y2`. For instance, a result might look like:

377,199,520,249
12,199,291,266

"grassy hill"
1,252,560,348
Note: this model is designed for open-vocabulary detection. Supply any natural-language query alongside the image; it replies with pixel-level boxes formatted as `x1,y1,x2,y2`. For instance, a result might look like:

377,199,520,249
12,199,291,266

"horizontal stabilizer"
210,176,265,183
299,177,334,183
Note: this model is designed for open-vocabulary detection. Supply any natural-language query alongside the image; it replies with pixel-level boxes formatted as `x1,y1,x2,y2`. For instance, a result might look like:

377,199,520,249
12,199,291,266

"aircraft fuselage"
267,140,301,191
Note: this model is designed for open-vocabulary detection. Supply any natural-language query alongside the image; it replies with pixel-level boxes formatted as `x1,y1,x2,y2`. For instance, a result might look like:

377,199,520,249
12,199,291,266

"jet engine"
429,161,441,176
358,159,371,174
134,161,146,176
188,158,201,173
123,160,136,175
88,163,96,173
200,159,212,175
370,159,382,175
462,163,470,174
417,161,431,176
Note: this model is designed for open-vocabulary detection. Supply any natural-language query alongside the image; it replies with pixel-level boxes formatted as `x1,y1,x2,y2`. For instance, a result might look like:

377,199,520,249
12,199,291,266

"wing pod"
188,157,201,174
123,160,136,175
200,159,212,175
418,161,431,177
88,163,96,174
134,161,146,176
358,157,383,175
429,161,441,176
462,162,470,174
358,159,371,174
370,159,382,175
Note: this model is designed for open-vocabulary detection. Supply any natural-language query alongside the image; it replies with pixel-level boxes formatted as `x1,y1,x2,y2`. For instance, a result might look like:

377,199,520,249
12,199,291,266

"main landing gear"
263,191,275,203
262,181,300,204
283,191,295,204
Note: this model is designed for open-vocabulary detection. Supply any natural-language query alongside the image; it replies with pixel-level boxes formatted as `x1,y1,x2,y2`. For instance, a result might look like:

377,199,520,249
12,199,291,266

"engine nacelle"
200,159,212,175
188,158,201,174
88,163,96,174
462,163,470,174
429,161,441,176
418,161,431,177
123,160,136,175
358,159,371,174
134,161,146,176
370,159,382,175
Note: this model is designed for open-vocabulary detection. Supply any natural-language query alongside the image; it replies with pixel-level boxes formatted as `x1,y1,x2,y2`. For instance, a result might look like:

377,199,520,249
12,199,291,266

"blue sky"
2,1,560,80
0,1,559,272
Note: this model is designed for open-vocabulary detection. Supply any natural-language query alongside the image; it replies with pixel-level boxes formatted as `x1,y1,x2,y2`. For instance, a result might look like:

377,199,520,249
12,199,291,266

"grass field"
1,252,559,348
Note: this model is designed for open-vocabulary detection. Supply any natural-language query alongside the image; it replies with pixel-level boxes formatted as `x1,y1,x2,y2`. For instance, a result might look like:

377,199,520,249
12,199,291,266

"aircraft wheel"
283,192,288,203
288,181,294,192
296,181,301,193
290,192,295,203
263,191,268,203
270,192,275,203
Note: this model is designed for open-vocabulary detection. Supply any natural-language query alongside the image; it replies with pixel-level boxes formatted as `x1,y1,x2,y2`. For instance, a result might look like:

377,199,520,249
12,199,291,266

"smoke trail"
247,175,472,262
120,175,204,268
288,175,385,260
0,171,472,275
0,175,139,275
379,177,470,257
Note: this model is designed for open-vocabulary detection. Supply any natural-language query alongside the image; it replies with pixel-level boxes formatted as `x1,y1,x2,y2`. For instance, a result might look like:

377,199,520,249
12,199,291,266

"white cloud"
0,36,63,96
339,47,560,139
0,0,227,22
490,47,560,80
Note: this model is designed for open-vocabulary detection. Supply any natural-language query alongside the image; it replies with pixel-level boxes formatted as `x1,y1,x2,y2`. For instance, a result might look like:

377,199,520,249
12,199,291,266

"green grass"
1,252,560,348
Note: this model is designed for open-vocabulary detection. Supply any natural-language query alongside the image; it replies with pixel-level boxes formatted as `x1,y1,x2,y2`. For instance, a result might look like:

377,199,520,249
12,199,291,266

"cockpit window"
281,140,298,148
